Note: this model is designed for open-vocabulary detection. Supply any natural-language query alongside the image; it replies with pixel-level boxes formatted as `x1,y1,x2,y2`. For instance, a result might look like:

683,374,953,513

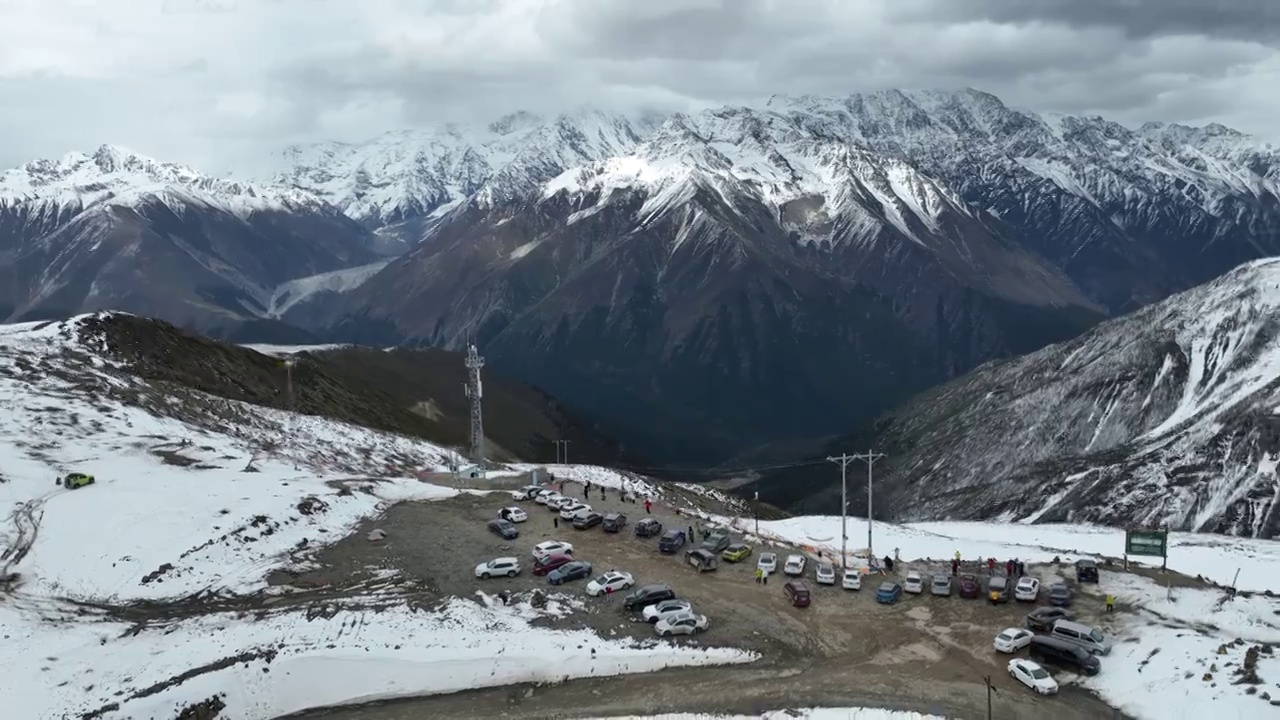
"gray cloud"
0,0,1277,175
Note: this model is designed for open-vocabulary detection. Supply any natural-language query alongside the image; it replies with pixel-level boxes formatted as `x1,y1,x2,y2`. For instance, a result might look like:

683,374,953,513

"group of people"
947,550,1027,577
551,473,652,510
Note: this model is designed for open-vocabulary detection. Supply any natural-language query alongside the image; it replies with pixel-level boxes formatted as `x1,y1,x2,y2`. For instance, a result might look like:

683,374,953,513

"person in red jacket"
644,498,652,514
987,557,996,574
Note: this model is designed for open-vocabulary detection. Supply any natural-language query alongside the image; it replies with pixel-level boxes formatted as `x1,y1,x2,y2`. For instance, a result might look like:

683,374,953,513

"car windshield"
1030,668,1049,679
1090,630,1105,642
998,632,1014,641
762,554,775,561
879,583,895,592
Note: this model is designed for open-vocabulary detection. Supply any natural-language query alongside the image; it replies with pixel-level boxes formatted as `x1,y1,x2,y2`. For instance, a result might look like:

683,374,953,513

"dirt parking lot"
282,483,1135,720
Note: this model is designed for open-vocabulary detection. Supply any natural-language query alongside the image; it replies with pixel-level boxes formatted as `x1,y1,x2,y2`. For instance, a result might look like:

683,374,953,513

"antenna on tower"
464,342,486,467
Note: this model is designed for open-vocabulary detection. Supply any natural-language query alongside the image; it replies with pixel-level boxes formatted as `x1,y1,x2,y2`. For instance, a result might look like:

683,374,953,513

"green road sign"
1125,529,1168,558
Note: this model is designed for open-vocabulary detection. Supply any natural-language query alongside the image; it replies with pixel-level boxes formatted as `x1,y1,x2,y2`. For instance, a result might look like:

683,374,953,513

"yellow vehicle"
62,472,95,489
721,543,752,563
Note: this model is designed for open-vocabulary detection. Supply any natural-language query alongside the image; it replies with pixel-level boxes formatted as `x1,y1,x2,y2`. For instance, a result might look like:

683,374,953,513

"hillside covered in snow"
765,258,1280,538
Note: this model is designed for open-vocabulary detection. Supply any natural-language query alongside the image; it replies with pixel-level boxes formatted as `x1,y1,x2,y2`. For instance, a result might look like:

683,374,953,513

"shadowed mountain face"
755,259,1280,538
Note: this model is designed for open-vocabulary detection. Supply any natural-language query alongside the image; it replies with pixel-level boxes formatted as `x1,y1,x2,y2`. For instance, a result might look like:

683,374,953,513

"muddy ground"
273,481,1136,720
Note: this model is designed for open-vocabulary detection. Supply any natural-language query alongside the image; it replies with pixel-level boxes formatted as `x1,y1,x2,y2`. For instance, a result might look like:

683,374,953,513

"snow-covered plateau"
1,314,1279,720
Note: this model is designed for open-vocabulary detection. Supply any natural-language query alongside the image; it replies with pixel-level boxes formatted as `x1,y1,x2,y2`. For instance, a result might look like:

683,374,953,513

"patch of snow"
266,260,391,317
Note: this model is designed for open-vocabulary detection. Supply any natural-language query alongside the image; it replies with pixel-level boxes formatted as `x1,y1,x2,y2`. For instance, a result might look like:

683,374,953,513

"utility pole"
554,439,570,465
983,674,998,719
753,490,760,535
463,344,486,466
282,357,298,470
850,449,885,560
826,454,857,571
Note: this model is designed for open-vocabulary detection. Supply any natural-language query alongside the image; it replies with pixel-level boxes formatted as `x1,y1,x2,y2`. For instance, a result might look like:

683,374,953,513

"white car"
475,557,521,579
1015,576,1040,602
642,599,693,623
994,627,1034,653
548,496,576,511
1008,658,1058,695
560,502,592,520
517,485,543,500
586,570,635,596
655,611,709,637
841,570,862,590
499,507,528,523
532,540,574,560
783,554,806,576
533,490,558,504
903,571,924,594
815,562,836,585
758,553,778,574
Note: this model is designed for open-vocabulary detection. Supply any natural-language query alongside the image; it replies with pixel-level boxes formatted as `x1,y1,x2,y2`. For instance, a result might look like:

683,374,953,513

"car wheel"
507,570,516,577
661,630,672,637
482,572,491,579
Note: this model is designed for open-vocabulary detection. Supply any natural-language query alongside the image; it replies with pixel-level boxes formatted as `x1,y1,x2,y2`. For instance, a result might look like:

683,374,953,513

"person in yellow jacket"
1105,594,1115,613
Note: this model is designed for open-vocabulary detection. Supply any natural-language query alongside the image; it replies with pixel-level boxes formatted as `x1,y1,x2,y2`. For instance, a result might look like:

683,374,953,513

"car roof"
490,556,519,564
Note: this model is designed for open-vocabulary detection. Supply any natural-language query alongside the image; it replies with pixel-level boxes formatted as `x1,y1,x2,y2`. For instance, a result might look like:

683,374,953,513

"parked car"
1008,658,1059,695
655,611,709,637
876,582,903,604
783,554,807,576
487,519,519,540
532,540,574,560
624,584,676,611
1026,606,1075,632
532,553,574,576
1050,619,1112,655
499,506,528,523
534,490,559,505
658,529,687,554
758,552,779,574
903,571,925,594
586,570,635,596
722,543,752,562
931,575,952,596
517,485,544,500
841,570,862,590
686,548,719,572
987,576,1010,603
602,512,627,533
815,562,836,585
1014,576,1040,602
993,627,1034,653
560,502,591,520
642,598,693,623
958,574,981,599
548,496,575,511
784,580,811,607
1028,635,1101,676
573,512,604,530
1075,558,1100,583
547,560,593,585
634,517,663,538
700,530,731,554
474,557,521,579
1047,582,1072,607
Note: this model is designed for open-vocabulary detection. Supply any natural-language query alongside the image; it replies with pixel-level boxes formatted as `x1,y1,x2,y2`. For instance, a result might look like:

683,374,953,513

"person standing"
754,567,763,584
1105,594,1115,613
951,558,959,576
553,516,559,529
761,568,768,585
644,498,652,514
605,585,614,603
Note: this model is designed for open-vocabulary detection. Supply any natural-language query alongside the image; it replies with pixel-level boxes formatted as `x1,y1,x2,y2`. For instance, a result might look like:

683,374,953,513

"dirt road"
278,482,1133,719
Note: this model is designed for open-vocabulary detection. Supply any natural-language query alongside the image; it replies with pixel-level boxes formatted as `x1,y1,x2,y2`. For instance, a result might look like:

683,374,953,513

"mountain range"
3,88,1279,519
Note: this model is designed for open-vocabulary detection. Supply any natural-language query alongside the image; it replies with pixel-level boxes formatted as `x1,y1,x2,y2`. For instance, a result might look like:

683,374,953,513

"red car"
532,553,574,576
958,574,981,599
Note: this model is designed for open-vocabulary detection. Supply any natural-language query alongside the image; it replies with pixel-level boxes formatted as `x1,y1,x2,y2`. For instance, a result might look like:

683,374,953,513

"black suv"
487,519,518,540
623,583,676,611
602,512,627,533
658,529,687,554
1075,558,1099,583
573,512,603,530
1029,635,1101,676
635,517,663,538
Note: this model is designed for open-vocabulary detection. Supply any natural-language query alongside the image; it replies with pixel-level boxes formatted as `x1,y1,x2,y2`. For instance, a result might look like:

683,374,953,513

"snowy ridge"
1,144,329,218
863,257,1280,536
0,315,752,718
266,260,391,318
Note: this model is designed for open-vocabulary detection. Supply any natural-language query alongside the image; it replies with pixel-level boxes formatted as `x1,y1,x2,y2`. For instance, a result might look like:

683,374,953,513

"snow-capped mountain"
0,145,386,336
272,108,653,240
767,258,1280,538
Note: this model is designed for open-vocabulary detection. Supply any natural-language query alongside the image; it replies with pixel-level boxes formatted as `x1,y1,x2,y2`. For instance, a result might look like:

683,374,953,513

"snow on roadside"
509,463,661,498
592,710,943,719
3,597,756,720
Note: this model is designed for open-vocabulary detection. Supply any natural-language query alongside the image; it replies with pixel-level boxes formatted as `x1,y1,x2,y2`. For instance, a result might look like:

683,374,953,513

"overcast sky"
1,0,1277,175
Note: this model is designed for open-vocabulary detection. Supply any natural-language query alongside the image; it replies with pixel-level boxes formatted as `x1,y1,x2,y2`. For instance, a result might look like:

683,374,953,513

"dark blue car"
1048,582,1072,606
548,560,593,585
876,581,903,604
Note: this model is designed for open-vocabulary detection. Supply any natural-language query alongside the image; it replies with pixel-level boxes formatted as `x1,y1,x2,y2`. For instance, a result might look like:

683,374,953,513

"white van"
1050,619,1112,655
